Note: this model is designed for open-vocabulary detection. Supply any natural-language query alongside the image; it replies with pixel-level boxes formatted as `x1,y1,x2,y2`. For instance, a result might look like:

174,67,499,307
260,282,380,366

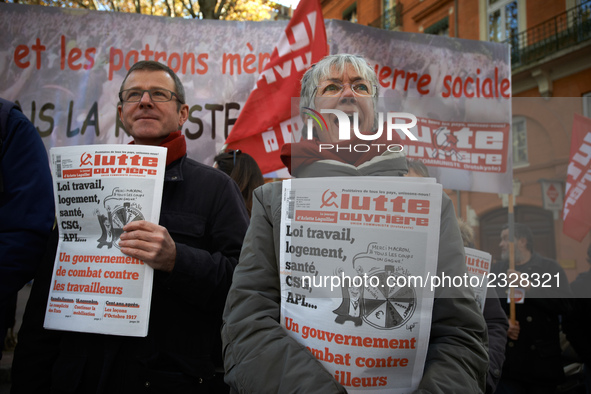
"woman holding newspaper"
222,54,488,393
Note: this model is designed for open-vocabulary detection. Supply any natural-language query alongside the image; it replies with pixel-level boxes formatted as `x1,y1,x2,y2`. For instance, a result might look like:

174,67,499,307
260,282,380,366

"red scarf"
280,126,401,175
129,131,187,166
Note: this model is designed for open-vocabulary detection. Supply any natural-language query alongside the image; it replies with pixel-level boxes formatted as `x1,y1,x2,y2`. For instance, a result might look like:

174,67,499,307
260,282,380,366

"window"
343,3,358,23
577,0,591,46
425,17,450,36
488,0,519,43
383,0,392,12
512,116,528,167
382,0,395,30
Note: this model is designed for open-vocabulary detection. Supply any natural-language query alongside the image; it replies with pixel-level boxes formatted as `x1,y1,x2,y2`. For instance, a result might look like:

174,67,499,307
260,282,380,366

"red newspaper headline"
284,318,415,388
62,151,161,178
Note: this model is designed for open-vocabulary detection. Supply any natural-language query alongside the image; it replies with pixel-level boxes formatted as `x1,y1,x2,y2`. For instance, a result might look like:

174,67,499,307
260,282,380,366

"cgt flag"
563,113,591,241
224,0,328,174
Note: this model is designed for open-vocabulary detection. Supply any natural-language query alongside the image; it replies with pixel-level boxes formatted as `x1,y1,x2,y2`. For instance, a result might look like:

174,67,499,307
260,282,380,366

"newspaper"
464,247,492,312
280,177,442,393
45,145,166,337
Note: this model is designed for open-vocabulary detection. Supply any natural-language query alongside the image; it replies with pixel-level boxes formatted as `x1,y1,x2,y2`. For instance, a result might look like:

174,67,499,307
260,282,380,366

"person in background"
0,98,55,360
405,158,508,394
214,149,264,217
493,223,572,394
456,218,509,394
11,61,249,393
222,54,488,393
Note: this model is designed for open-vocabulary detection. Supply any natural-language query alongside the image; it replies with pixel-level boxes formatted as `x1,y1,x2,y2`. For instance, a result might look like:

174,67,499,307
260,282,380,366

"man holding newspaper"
12,61,249,393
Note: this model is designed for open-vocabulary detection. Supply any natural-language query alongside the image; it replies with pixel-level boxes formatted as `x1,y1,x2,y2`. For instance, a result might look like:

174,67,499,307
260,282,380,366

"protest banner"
46,144,166,336
0,3,511,193
1,3,286,166
563,113,591,241
280,177,442,392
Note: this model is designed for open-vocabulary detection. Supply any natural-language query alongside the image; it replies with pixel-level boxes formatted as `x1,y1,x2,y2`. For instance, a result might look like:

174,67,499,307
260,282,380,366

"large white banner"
1,3,285,165
0,4,512,193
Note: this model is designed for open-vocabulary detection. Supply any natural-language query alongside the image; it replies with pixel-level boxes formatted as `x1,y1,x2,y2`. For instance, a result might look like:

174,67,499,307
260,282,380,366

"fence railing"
504,2,591,67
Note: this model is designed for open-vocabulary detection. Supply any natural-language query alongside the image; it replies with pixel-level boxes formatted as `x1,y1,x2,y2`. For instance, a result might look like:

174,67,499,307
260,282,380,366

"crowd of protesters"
1,55,589,394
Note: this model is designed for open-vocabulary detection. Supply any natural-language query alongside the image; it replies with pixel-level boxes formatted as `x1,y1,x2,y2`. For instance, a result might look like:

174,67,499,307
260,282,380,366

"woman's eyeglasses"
316,80,376,97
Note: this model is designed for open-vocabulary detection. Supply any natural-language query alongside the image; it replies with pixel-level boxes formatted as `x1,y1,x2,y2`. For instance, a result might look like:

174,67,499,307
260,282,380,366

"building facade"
321,0,591,279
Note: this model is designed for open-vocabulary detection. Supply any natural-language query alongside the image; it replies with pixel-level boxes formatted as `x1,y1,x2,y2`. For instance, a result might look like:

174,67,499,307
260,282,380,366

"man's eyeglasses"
119,88,182,103
316,80,376,97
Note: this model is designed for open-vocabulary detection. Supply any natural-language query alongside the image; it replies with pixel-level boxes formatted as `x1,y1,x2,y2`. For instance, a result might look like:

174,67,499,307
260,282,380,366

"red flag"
224,0,328,174
563,113,591,241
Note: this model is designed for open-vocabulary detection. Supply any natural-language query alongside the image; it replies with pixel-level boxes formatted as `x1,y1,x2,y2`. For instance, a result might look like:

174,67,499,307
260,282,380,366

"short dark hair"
502,222,534,253
119,61,186,109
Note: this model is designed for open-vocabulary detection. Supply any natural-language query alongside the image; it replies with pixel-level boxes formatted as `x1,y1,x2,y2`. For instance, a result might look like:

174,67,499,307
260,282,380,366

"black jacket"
12,155,249,394
482,294,508,394
0,98,54,324
492,253,572,385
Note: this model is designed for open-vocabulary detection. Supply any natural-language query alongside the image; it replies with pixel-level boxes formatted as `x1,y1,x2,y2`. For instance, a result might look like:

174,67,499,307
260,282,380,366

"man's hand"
507,320,520,340
119,221,176,272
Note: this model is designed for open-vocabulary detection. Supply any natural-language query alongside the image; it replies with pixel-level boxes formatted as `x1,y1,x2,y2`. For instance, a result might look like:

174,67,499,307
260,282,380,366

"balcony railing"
369,3,403,30
504,2,591,68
